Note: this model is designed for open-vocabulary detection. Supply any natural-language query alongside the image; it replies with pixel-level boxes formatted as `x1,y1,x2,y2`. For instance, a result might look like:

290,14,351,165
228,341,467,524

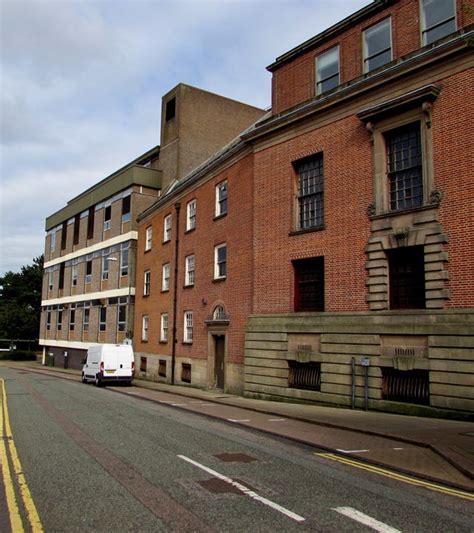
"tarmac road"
1,366,473,532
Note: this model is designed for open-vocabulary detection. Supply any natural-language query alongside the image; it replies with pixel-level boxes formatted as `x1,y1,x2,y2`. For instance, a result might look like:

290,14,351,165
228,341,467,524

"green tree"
0,256,43,340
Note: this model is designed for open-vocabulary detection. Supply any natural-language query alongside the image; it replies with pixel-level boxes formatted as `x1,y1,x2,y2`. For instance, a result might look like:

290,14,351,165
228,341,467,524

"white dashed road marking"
336,449,370,454
333,507,401,532
227,419,251,422
268,418,286,422
178,455,305,523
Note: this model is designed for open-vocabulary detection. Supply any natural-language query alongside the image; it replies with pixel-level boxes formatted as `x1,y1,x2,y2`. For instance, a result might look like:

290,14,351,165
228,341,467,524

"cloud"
0,0,369,274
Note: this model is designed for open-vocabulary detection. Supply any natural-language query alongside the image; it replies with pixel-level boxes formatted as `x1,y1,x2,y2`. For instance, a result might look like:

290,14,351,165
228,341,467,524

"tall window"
85,258,92,284
316,46,339,95
185,255,195,286
71,261,78,287
215,181,227,217
48,270,54,291
183,311,193,343
162,263,170,291
296,154,324,230
160,313,169,342
165,97,176,121
46,310,51,331
103,205,112,231
142,315,149,341
122,195,131,223
186,199,196,231
50,230,56,254
388,246,425,309
363,18,392,72
69,308,75,331
83,306,90,331
120,248,129,277
87,207,95,240
61,221,67,250
99,307,107,331
163,215,172,242
293,257,325,312
385,122,423,211
59,263,65,290
144,270,151,296
118,304,126,332
102,254,109,281
73,214,80,245
145,226,153,251
421,0,456,45
57,308,63,331
214,244,227,280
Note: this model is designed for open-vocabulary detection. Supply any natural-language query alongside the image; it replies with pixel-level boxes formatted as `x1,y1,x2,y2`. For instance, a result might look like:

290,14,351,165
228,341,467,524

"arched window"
213,305,226,320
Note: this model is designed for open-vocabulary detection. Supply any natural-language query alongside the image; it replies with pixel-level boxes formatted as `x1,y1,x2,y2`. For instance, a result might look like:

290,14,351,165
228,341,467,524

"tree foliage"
0,256,43,339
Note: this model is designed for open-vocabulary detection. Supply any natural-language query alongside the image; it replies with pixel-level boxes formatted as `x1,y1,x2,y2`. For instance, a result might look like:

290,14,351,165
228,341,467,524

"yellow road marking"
1,379,44,532
0,382,24,532
316,452,474,501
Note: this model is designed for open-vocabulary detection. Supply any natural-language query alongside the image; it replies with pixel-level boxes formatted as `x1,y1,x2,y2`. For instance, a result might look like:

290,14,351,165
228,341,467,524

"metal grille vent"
288,361,321,391
382,368,429,405
181,363,191,383
158,359,166,377
197,478,242,495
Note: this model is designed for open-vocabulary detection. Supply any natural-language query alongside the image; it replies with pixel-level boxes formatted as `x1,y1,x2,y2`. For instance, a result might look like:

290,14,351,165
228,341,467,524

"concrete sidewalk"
6,361,474,492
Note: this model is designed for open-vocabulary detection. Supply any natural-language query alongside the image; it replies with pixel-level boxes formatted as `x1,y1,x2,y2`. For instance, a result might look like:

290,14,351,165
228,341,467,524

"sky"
0,0,369,275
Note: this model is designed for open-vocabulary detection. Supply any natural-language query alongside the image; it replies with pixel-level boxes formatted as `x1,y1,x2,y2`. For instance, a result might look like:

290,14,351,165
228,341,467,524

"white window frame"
185,255,195,286
163,214,172,242
46,310,51,331
162,263,170,291
316,45,340,95
363,17,392,73
215,181,228,217
160,313,169,342
69,308,75,331
57,308,63,331
144,270,151,296
71,261,78,287
50,230,56,254
99,307,107,332
186,199,196,231
83,306,90,332
103,205,112,232
420,0,457,45
101,255,109,281
120,248,129,277
214,243,227,280
142,315,149,341
145,226,153,251
183,311,193,343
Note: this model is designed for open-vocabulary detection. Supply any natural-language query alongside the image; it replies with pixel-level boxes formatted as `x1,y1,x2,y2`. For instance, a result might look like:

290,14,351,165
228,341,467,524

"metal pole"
351,357,356,409
364,365,369,411
171,202,181,385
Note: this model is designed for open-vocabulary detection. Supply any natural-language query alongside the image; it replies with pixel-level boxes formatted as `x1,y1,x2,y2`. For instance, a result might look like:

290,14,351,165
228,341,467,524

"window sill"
370,203,437,220
144,248,152,253
289,225,325,236
212,276,226,283
183,284,194,289
213,213,227,221
141,339,148,343
162,239,171,245
161,289,170,294
182,341,193,345
143,294,150,298
159,340,168,344
185,227,196,235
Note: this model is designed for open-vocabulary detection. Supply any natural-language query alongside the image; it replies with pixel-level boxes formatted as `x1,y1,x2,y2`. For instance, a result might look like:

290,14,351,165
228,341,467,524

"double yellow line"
317,452,474,501
0,379,43,532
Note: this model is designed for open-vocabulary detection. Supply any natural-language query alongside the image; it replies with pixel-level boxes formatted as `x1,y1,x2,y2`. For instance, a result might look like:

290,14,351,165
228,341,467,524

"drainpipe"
171,202,181,385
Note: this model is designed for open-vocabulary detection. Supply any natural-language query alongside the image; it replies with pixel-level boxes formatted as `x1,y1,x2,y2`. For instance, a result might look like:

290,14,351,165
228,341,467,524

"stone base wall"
245,310,474,415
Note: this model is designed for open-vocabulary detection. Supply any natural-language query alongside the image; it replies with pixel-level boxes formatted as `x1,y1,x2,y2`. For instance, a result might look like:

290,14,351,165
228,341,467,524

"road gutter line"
1,379,44,532
178,454,305,523
333,507,401,533
317,453,474,501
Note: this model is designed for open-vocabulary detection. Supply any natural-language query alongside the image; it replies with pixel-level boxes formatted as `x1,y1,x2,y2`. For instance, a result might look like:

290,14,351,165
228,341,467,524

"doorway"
213,334,225,389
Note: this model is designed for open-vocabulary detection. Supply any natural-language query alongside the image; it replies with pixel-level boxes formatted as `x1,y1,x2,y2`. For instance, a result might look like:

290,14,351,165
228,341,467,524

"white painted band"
42,287,135,306
178,455,305,523
38,339,101,350
333,507,401,533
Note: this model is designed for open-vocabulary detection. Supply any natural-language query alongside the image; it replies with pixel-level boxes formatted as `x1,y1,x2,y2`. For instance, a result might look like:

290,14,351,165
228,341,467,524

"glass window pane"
423,0,455,29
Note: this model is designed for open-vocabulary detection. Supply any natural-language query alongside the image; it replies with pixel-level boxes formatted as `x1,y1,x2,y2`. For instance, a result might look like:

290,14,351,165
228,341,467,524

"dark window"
99,307,107,331
181,363,191,383
118,304,126,331
421,0,456,45
293,257,324,312
61,221,67,250
57,310,63,331
385,123,423,211
73,214,80,245
69,309,75,331
388,246,425,309
140,356,147,372
316,46,339,94
87,207,95,240
165,97,176,121
58,263,65,290
296,154,324,230
85,260,92,284
363,18,392,72
158,359,167,377
288,361,321,391
104,205,112,231
122,195,131,223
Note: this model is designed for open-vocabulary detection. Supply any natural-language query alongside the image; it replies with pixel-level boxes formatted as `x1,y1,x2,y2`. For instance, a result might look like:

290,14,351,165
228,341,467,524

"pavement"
4,361,474,493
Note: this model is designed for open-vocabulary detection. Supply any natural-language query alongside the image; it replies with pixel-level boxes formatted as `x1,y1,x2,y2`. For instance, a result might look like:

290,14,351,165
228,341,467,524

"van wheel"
94,375,102,387
81,374,87,384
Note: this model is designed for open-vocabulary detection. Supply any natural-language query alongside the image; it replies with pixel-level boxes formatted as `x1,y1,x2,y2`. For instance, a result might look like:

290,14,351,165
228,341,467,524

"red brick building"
134,0,474,413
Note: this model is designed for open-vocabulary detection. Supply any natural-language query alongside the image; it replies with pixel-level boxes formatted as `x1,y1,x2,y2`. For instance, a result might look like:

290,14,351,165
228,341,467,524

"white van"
82,344,135,387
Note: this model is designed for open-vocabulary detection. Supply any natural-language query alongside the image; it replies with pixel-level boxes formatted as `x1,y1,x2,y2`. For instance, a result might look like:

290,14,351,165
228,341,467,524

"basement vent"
158,359,167,378
140,356,147,373
382,368,429,405
394,348,415,357
288,361,321,391
182,363,191,383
